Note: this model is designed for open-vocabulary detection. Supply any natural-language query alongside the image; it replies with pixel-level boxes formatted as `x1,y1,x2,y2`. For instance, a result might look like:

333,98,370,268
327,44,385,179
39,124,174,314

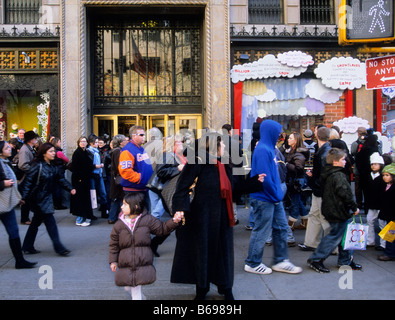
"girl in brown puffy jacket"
109,192,183,300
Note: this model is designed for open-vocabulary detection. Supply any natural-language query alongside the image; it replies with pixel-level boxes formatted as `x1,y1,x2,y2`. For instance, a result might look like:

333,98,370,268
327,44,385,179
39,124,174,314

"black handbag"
146,170,165,194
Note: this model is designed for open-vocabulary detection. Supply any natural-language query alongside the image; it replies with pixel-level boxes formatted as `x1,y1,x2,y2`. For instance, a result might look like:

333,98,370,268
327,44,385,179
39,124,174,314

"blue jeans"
108,198,123,222
308,220,352,265
0,209,20,240
248,182,287,228
288,192,308,220
90,174,107,207
384,240,395,258
245,198,289,267
149,190,165,219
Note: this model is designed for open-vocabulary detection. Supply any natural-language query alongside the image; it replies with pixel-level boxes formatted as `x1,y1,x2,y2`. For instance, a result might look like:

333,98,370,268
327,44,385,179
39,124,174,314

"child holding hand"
109,192,184,300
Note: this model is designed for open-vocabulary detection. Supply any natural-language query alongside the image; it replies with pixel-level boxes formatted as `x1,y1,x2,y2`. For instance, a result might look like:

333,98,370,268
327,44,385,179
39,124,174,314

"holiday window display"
0,90,50,141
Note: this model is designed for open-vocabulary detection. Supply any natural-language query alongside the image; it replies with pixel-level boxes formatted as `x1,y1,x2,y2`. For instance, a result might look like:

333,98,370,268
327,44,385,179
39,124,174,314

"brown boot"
288,220,295,230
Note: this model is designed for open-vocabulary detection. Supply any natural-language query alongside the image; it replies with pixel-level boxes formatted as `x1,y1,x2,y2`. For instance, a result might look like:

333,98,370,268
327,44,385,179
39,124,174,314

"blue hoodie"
250,120,283,203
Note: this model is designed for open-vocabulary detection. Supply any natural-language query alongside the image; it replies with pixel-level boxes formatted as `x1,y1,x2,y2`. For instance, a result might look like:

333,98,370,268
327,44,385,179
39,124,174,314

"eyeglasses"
133,133,145,137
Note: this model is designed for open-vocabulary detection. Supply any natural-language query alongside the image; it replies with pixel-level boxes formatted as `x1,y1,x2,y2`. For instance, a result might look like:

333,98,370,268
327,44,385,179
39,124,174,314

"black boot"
100,206,109,219
9,238,37,269
224,289,235,300
150,234,170,257
194,286,209,300
150,237,160,257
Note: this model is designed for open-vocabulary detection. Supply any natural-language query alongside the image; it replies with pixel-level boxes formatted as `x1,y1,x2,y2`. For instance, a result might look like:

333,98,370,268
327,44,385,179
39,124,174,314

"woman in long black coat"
171,132,235,300
70,136,96,226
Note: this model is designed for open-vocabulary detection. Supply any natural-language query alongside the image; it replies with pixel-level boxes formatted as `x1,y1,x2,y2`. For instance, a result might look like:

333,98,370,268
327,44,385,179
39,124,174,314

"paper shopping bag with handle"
379,221,395,243
90,189,97,209
342,216,368,250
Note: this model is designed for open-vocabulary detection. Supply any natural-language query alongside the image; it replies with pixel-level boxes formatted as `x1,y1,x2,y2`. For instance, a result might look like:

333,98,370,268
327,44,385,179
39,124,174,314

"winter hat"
370,152,384,165
382,163,395,176
24,130,39,143
303,129,313,138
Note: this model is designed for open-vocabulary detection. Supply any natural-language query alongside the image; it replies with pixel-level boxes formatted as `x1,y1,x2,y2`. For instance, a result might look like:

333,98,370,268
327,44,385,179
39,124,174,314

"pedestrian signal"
339,0,395,45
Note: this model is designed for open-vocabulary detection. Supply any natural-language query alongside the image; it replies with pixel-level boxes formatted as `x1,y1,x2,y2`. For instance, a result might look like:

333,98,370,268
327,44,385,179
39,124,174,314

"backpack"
303,140,316,166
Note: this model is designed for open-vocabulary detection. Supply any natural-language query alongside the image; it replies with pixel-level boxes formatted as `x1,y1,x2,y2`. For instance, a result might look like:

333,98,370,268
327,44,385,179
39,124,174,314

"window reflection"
95,19,201,107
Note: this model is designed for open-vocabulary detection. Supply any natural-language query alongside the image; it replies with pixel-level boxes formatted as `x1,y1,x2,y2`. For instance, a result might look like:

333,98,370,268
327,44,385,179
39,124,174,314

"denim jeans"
108,198,123,222
384,240,395,258
0,209,20,240
149,190,165,219
288,192,308,221
90,173,107,207
308,220,351,265
245,198,289,267
22,211,67,253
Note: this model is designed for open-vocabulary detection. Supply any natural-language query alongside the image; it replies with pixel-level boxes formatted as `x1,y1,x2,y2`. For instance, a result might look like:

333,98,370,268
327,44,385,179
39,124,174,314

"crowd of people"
0,121,394,300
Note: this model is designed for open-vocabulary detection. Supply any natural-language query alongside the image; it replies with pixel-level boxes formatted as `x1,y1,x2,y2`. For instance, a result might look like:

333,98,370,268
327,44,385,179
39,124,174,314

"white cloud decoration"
231,54,307,83
277,51,314,68
256,89,277,102
314,57,366,90
305,79,343,103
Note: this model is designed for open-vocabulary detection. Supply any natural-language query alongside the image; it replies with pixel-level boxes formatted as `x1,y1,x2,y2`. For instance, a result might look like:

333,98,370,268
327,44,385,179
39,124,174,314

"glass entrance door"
93,114,202,140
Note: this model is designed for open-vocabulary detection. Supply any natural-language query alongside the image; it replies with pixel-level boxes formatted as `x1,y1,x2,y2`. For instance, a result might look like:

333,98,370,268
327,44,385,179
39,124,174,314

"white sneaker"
76,221,90,227
272,259,302,274
244,263,272,275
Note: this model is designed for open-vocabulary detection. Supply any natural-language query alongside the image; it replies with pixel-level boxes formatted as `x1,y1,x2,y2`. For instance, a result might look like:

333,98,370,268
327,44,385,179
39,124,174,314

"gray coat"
18,144,36,172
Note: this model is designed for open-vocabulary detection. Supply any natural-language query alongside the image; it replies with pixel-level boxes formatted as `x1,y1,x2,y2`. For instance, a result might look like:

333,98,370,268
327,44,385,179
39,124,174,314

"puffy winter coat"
19,160,73,214
320,165,358,222
109,210,178,287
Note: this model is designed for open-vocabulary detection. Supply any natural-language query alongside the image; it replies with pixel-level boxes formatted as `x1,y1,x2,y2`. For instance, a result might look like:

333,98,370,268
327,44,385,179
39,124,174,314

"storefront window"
94,18,202,109
0,89,50,141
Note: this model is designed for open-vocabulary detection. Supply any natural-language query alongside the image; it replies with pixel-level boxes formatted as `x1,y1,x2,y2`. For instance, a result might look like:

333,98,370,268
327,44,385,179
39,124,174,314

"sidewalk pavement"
0,205,394,300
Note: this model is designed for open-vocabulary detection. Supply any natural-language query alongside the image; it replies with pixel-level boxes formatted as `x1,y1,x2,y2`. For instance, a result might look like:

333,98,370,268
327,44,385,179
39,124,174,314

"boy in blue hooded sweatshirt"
245,120,302,275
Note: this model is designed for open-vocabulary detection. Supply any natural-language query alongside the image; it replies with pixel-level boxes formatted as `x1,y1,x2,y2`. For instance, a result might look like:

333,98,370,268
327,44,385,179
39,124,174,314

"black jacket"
378,183,395,222
320,165,358,222
308,142,331,197
19,160,73,214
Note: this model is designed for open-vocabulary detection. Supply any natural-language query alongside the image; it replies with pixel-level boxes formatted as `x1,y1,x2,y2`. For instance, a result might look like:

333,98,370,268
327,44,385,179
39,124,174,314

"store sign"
366,55,395,90
231,54,307,83
314,57,366,90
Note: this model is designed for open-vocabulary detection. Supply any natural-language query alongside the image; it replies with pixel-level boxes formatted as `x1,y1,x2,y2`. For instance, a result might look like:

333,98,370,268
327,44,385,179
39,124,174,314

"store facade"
0,27,60,142
229,0,390,149
62,0,231,155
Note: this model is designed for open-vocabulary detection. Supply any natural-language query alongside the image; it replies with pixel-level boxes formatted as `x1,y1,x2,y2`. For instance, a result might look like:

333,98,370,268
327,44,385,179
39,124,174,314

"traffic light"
339,0,395,45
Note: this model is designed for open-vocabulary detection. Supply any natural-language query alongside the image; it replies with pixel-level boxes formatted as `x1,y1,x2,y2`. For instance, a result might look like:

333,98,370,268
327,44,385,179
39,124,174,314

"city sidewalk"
0,205,394,300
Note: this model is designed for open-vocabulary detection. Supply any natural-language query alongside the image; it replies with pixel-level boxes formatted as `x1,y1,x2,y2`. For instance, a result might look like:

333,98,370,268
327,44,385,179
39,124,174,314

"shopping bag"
379,221,395,243
342,216,368,250
90,189,97,209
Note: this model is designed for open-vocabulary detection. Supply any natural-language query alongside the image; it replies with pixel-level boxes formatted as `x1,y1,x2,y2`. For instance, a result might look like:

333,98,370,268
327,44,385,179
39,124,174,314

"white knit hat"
370,152,384,165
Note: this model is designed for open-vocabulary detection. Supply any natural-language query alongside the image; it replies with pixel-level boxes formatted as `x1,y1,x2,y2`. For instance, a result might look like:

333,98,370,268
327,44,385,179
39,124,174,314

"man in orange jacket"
118,125,153,209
